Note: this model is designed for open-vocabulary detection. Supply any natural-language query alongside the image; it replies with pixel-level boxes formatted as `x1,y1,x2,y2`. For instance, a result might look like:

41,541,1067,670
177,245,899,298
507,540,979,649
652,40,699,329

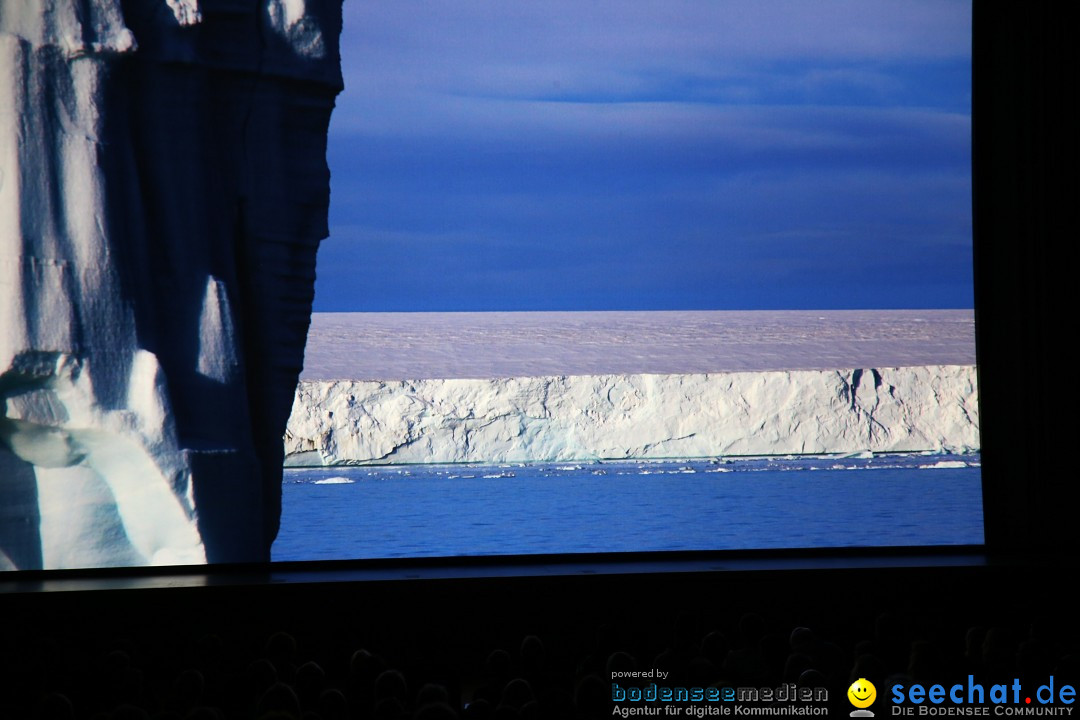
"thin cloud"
320,0,973,311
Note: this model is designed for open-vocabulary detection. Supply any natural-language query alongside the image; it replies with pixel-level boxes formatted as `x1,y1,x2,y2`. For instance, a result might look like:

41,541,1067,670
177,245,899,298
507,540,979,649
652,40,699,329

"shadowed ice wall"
0,0,343,569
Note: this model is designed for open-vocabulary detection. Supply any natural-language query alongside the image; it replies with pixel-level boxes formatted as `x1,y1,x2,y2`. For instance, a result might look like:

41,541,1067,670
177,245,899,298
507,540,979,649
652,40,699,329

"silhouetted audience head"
294,660,326,708
246,658,279,701
797,668,827,689
173,669,205,712
783,652,814,683
484,650,512,683
498,678,534,710
701,630,730,666
256,682,302,720
264,633,299,684
374,669,409,707
35,692,74,720
417,683,450,707
518,636,545,678
790,627,819,656
604,651,636,676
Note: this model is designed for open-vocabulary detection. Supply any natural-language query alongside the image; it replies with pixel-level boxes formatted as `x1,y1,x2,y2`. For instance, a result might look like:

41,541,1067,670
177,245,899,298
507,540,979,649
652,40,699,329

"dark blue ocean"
272,454,983,561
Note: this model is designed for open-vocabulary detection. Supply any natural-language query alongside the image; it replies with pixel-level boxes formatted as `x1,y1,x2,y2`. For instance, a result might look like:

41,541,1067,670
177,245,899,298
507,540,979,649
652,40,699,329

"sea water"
272,453,982,561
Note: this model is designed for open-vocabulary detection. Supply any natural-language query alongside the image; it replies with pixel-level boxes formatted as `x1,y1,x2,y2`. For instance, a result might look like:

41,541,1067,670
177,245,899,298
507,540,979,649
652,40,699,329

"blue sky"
314,0,972,312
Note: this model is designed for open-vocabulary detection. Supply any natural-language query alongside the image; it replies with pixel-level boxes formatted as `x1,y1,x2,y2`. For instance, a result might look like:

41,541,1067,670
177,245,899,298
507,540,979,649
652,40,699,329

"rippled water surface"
273,454,983,561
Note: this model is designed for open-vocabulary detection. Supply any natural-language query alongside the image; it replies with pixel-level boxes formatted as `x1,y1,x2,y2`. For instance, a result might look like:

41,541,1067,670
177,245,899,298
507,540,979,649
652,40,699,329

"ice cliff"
1,1,343,570
284,365,980,466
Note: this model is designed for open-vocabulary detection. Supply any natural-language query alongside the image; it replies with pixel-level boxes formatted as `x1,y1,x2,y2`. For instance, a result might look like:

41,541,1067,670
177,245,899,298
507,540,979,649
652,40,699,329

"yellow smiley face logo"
848,678,877,708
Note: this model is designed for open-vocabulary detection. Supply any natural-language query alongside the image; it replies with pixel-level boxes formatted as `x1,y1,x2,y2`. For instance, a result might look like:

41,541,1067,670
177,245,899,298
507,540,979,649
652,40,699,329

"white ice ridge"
284,365,979,467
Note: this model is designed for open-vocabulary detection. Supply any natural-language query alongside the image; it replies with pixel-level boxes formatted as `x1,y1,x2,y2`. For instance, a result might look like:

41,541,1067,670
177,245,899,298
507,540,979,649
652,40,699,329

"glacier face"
284,365,980,467
1,1,342,570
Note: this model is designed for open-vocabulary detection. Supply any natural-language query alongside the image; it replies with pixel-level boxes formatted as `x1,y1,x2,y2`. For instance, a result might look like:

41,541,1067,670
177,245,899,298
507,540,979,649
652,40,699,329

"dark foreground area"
2,554,1076,719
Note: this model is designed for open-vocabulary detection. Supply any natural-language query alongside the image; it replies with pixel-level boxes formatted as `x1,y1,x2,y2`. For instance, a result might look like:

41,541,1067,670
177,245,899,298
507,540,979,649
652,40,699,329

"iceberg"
1,1,343,570
284,365,980,466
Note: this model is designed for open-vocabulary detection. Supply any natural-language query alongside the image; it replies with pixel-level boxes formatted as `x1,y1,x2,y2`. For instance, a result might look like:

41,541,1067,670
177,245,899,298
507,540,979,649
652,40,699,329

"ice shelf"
285,365,979,466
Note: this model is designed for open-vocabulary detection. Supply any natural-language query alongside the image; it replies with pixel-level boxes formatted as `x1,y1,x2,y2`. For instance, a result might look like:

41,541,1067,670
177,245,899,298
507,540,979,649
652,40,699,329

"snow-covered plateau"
285,365,979,466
